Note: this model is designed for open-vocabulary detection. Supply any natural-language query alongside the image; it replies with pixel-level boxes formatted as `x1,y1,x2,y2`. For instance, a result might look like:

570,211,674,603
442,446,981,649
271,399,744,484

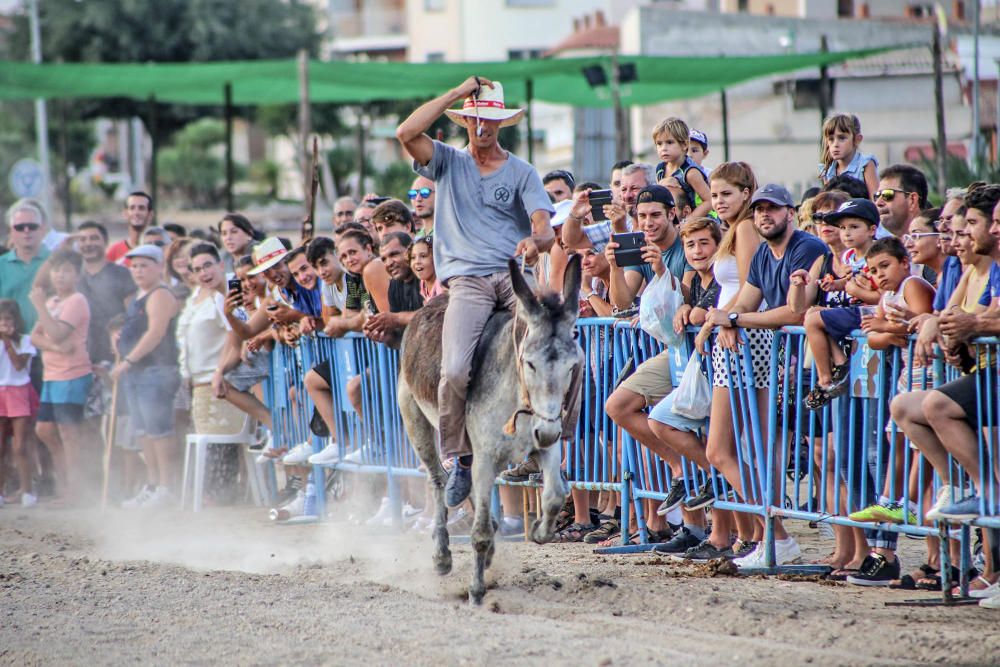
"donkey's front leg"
468,455,498,606
530,443,568,544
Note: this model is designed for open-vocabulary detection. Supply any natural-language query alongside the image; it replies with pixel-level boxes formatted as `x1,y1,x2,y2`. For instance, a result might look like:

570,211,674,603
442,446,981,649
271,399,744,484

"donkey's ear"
561,252,582,315
508,257,540,316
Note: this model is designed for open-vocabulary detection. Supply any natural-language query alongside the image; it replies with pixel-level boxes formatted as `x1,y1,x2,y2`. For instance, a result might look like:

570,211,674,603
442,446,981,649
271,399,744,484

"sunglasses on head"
874,188,913,202
408,187,434,200
13,223,40,232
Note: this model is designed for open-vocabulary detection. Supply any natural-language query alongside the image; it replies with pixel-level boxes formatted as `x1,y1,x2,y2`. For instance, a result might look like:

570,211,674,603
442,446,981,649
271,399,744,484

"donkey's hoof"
433,551,453,576
529,519,554,545
468,587,485,606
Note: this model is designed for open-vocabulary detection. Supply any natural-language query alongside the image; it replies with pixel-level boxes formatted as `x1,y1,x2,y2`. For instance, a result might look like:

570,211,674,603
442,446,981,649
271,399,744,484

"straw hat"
444,81,523,128
247,237,288,276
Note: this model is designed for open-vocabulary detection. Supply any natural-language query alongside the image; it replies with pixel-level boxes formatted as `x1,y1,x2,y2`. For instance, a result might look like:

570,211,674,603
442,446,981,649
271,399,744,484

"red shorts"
0,383,40,418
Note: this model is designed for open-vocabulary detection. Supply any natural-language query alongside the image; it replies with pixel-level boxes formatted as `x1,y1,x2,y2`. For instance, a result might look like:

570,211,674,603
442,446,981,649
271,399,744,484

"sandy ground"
1,503,998,667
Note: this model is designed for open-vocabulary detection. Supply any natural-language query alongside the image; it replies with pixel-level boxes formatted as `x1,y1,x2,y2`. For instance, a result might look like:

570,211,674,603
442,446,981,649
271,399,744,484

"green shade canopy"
0,48,893,107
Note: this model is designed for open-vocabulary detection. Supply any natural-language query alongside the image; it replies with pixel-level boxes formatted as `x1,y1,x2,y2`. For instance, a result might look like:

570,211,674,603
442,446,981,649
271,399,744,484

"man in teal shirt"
1,200,51,330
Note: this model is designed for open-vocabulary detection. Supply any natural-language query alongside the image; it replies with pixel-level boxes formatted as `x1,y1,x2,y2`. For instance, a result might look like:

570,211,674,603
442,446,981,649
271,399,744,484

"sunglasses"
874,188,913,202
902,232,940,244
13,223,40,232
190,260,219,274
407,187,434,200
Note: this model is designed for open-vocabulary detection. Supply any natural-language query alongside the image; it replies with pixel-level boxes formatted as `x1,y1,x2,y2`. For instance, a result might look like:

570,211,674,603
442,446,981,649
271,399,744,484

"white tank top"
714,255,740,307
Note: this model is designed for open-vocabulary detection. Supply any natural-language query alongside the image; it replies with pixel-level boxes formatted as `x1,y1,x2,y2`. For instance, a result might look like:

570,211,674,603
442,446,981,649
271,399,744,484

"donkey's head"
507,253,582,448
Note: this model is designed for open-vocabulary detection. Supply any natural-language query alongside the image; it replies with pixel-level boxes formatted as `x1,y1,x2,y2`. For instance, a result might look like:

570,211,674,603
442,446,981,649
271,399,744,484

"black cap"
636,184,675,209
823,198,880,227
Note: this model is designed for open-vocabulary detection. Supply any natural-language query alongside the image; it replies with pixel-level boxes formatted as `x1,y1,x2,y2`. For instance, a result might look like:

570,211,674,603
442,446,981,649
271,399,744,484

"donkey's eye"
571,329,580,340
525,361,536,372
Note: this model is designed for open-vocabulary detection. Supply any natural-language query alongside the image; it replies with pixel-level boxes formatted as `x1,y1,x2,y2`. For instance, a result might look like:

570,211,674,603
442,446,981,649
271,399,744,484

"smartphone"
266,304,279,313
612,232,646,267
228,278,243,306
588,189,613,221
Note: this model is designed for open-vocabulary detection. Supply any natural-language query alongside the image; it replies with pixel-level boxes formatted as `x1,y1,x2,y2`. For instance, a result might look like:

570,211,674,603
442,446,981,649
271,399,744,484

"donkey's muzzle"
532,417,562,449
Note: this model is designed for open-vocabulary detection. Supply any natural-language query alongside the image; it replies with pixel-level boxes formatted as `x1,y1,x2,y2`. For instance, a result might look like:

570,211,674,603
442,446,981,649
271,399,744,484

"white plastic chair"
181,415,258,512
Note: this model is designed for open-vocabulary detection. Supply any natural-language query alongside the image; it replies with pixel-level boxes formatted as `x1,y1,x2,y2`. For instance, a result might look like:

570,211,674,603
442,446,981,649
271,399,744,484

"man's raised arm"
396,76,492,166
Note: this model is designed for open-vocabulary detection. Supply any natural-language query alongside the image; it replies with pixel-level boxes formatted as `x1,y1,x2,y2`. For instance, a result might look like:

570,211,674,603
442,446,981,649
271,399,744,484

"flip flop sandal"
645,527,674,544
595,533,623,547
893,563,939,590
554,522,597,543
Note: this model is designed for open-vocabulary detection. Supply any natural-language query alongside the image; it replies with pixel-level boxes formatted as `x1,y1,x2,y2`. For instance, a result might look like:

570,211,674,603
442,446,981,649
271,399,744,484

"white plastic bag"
638,271,685,347
671,353,711,420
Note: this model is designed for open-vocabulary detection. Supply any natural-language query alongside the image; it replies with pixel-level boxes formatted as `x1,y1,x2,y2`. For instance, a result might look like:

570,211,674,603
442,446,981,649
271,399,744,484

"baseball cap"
689,129,708,149
636,185,675,209
750,184,796,209
822,198,881,227
124,244,164,263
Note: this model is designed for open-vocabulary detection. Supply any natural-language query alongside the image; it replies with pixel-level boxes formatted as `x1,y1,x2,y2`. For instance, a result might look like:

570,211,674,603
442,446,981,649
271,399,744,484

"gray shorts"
224,349,271,393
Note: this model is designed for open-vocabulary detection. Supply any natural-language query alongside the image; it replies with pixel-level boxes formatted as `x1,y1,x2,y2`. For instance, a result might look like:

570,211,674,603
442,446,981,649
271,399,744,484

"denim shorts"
122,365,181,438
38,374,93,424
648,392,706,433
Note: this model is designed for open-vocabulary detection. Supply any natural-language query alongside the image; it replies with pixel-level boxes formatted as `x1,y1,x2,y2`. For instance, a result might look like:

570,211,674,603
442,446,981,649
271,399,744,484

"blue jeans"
122,365,181,439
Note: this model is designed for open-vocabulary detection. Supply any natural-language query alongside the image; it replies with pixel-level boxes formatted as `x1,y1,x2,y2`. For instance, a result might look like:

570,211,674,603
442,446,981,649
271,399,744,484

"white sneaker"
981,593,1000,609
734,537,801,570
20,493,37,508
926,484,962,521
343,443,377,464
282,490,306,516
402,503,422,525
282,442,313,465
446,506,468,527
308,441,341,466
141,486,174,509
0,495,5,507
366,497,392,526
122,485,154,509
970,579,1000,600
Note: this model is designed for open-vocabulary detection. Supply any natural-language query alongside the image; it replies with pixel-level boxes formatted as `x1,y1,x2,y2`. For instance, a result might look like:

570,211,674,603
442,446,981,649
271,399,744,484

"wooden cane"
100,378,119,511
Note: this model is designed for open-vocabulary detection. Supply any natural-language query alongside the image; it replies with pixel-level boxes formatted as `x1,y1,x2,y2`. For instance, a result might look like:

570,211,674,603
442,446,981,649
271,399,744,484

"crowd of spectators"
0,101,998,608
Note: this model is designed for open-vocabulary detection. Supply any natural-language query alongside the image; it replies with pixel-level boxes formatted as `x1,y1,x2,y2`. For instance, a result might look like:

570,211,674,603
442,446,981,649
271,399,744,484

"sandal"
583,518,620,544
826,567,860,581
554,522,597,543
804,386,832,411
830,362,850,385
890,563,938,590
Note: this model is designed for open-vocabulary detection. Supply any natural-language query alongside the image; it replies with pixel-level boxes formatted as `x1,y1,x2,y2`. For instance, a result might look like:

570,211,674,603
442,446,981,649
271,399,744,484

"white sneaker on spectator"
366,497,392,526
734,537,801,570
981,594,1000,609
141,486,174,509
122,485,154,509
308,441,341,466
20,493,38,508
402,504,422,525
343,443,379,464
282,442,313,465
281,490,305,517
0,495,5,507
925,484,963,521
970,578,1000,599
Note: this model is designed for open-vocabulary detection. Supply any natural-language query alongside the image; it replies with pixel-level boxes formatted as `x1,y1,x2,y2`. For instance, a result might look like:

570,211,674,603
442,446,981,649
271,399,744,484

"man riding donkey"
397,76,570,504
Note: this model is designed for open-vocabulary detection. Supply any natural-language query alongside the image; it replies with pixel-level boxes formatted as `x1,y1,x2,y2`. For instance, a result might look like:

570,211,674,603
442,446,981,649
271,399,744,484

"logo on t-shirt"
493,186,511,203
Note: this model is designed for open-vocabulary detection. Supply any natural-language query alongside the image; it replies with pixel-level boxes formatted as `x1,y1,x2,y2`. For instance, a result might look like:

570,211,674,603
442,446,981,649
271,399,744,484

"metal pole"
297,50,311,199
933,25,948,200
59,102,71,231
149,96,158,216
721,89,730,162
971,0,981,173
610,52,628,161
28,0,51,214
525,78,535,165
818,34,830,127
224,83,234,212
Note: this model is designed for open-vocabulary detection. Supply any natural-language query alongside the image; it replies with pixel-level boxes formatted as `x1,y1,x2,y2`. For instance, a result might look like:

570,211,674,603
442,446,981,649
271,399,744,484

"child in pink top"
30,249,93,503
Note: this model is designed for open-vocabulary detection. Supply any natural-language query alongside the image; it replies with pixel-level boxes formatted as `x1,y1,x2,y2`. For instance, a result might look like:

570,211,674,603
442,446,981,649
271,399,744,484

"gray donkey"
397,254,583,605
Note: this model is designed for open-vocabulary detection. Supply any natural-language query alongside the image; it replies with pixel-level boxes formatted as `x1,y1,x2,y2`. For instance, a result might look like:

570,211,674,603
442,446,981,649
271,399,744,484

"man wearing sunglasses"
874,164,928,238
1,199,51,331
409,176,436,238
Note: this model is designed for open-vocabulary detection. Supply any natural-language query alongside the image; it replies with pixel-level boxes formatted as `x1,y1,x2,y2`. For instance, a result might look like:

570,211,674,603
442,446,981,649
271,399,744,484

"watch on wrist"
728,312,740,328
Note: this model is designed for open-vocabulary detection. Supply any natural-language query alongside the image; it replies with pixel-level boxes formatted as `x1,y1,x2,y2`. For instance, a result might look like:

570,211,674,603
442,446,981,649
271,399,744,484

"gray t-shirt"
414,140,553,283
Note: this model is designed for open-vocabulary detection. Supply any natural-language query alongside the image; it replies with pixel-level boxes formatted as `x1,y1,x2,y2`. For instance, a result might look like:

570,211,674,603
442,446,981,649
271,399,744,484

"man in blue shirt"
704,183,828,569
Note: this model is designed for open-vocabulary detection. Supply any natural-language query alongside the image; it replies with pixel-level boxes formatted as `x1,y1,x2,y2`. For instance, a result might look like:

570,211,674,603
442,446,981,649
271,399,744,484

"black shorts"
310,358,332,388
934,373,980,426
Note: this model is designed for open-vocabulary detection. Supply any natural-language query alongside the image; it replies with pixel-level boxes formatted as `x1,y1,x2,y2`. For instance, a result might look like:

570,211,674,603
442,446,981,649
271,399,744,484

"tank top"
713,255,740,307
118,285,178,369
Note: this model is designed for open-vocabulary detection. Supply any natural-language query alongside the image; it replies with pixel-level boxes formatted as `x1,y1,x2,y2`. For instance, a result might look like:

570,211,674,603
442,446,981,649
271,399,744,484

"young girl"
0,300,38,507
409,236,443,301
819,113,879,198
30,249,94,504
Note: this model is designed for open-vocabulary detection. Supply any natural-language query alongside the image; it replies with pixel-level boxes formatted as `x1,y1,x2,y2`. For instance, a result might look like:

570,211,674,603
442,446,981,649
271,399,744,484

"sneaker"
683,481,719,511
122,485,154,509
847,502,888,522
342,443,381,464
366,497,392,526
846,553,901,586
876,502,917,525
734,537,801,570
651,527,702,555
582,518,620,544
20,492,38,508
141,486,174,510
499,455,540,482
980,594,1000,609
402,504,423,525
499,515,524,536
445,460,472,507
278,490,306,518
671,539,733,563
926,484,962,522
656,479,687,516
308,441,341,466
732,539,758,559
282,442,313,465
0,495,5,507
935,495,982,522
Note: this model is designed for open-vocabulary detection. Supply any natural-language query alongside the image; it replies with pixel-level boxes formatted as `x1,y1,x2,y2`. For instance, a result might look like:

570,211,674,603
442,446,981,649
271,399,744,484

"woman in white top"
178,243,246,501
691,161,764,557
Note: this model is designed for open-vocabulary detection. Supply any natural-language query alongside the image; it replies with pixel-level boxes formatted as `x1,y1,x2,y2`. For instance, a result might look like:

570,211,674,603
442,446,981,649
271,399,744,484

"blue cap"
689,129,708,148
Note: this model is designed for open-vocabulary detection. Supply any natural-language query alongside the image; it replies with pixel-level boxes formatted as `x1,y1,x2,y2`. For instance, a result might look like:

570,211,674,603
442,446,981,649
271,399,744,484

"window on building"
777,78,835,111
906,3,935,18
424,0,445,10
426,52,445,63
508,48,545,61
837,0,854,17
737,0,749,11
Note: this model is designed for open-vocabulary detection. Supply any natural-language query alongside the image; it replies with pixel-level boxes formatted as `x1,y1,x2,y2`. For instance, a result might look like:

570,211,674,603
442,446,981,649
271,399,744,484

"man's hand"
265,302,301,326
914,314,940,365
860,313,891,334
939,308,978,342
604,203,627,231
571,189,591,221
604,241,620,270
789,269,810,287
324,318,350,339
453,75,493,100
224,289,243,315
211,370,228,399
514,237,539,267
706,307,732,328
673,304,693,334
641,243,664,277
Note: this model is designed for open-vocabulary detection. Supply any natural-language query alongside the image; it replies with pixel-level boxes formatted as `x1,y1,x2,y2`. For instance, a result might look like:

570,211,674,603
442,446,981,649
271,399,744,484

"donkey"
397,254,583,605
